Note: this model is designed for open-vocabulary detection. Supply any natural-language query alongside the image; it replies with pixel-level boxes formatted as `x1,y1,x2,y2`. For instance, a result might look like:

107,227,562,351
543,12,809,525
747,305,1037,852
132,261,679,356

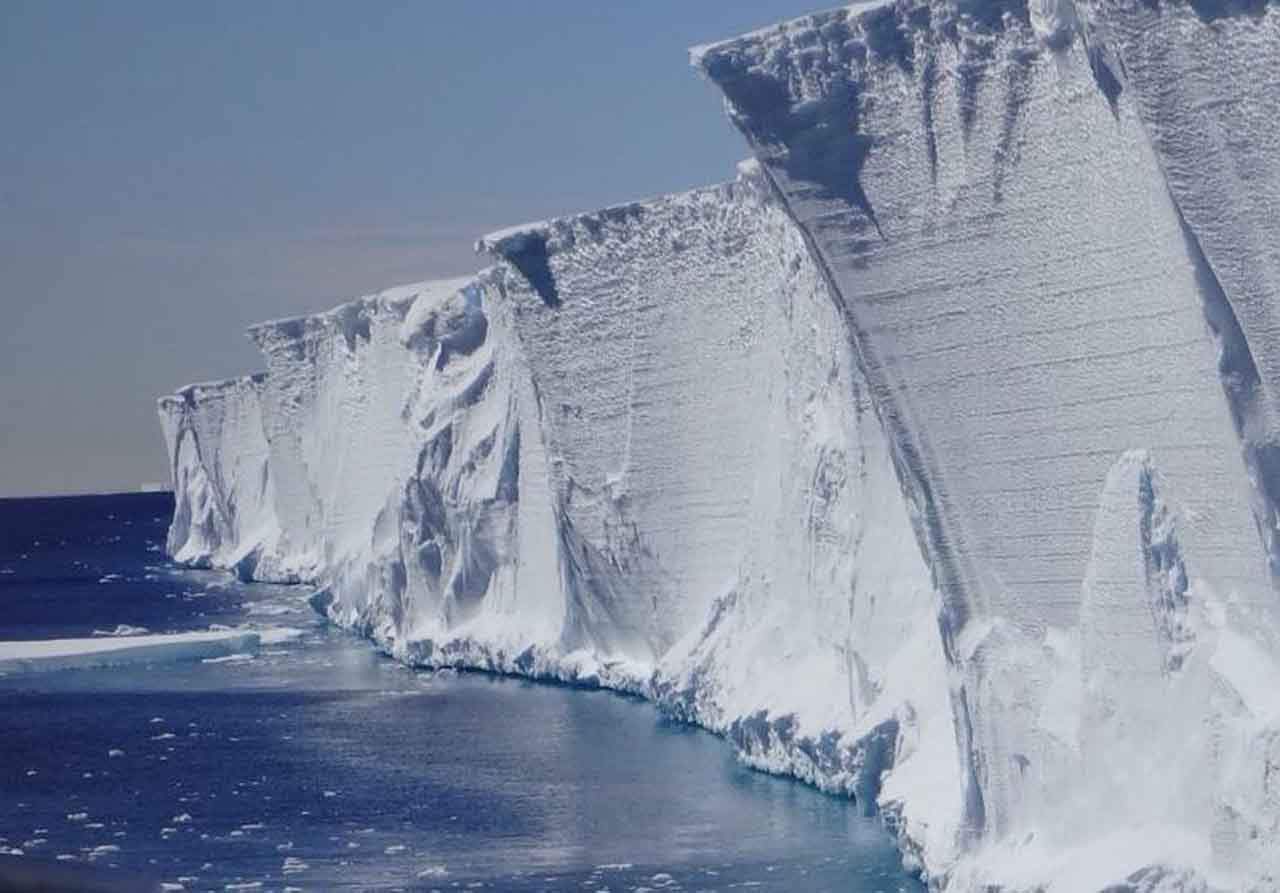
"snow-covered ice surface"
160,1,1280,889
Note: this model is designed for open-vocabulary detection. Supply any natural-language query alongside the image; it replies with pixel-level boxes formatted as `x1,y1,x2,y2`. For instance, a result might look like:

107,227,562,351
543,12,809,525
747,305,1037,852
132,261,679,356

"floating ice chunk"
252,627,303,646
202,653,254,665
0,631,261,674
91,625,149,637
244,602,296,616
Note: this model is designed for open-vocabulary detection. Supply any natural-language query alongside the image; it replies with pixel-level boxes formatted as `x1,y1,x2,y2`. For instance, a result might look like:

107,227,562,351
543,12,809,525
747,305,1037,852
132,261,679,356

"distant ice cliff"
161,1,1280,889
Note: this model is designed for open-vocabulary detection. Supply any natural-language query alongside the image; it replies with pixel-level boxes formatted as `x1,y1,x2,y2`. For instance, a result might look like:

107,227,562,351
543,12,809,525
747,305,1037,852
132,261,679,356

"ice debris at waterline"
158,1,1280,889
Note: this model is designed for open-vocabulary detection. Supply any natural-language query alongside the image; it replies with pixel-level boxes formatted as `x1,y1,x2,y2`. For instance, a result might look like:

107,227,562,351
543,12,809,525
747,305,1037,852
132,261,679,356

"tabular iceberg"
160,1,1280,888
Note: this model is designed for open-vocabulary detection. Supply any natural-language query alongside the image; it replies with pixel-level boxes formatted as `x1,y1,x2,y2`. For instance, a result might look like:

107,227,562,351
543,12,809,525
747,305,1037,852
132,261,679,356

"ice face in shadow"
1094,0,1280,576
697,0,1280,886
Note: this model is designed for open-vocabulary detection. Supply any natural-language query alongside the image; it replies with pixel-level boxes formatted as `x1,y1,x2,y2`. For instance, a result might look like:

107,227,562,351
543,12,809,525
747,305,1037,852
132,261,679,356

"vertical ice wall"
480,168,958,862
243,276,569,655
696,0,1280,886
162,165,961,870
478,176,818,663
158,375,282,579
1095,0,1280,569
246,285,427,582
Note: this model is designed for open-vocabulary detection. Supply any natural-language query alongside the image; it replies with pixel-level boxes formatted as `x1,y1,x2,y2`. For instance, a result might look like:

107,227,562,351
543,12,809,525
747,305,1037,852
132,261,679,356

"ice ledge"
690,0,898,70
475,166,773,307
476,163,771,259
246,276,478,350
157,373,268,413
690,0,1063,81
691,0,1275,80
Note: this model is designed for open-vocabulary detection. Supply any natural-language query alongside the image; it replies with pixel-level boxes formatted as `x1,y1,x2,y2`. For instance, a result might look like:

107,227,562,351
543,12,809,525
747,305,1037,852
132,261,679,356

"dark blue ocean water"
0,493,922,892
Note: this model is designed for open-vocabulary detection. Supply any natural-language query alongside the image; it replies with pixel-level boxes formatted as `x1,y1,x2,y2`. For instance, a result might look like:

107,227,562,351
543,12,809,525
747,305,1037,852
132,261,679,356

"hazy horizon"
1,0,810,497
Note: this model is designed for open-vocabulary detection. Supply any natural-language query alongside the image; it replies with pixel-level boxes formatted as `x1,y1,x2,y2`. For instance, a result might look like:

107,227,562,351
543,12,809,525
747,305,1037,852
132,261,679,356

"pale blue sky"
0,1,812,497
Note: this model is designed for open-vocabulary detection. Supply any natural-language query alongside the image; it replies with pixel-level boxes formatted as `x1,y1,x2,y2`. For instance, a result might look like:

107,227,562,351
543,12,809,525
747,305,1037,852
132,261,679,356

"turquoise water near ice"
0,493,922,891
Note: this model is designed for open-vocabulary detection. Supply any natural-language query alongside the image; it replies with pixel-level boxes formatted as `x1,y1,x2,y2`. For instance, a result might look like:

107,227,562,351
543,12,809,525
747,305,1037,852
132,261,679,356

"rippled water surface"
0,493,922,891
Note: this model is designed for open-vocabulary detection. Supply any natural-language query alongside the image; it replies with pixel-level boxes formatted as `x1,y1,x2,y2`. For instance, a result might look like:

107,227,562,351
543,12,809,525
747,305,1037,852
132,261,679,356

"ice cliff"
160,375,280,578
160,1,1280,889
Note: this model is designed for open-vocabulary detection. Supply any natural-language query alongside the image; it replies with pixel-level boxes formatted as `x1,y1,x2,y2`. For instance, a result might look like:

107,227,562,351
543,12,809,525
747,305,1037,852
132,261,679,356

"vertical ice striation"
478,176,832,664
246,284,432,583
1094,0,1280,575
697,0,1280,886
480,169,959,863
